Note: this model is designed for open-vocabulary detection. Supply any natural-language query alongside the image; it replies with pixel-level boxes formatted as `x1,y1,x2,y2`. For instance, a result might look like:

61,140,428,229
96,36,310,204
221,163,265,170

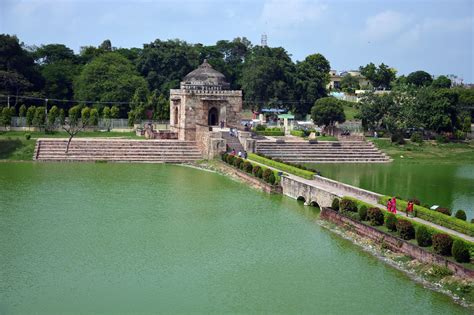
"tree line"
1,33,472,133
0,34,333,120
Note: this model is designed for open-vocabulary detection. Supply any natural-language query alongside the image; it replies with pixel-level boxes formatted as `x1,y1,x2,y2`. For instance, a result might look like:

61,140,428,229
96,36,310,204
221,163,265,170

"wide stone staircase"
256,141,391,163
34,139,202,163
221,132,244,153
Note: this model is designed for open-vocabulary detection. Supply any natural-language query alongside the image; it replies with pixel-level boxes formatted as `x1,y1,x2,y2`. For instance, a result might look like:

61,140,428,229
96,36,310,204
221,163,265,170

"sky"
1,0,473,82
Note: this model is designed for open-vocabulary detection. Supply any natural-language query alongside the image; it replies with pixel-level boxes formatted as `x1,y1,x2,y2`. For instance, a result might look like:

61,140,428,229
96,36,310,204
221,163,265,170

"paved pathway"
248,158,474,243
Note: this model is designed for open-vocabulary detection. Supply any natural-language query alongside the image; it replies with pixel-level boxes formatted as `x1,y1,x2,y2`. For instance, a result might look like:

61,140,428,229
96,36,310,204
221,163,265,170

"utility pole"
7,95,10,108
45,98,48,114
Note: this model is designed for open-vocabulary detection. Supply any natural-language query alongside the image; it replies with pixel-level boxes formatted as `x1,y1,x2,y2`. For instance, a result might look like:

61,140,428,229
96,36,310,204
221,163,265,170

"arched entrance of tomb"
208,107,219,126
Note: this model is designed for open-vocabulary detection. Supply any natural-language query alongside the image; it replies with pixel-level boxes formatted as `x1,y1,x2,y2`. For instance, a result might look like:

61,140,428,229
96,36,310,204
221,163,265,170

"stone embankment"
34,138,202,163
320,207,474,279
256,140,391,163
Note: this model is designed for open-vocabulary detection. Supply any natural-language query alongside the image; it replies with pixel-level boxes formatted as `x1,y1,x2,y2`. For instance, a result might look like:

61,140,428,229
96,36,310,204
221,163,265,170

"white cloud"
260,0,327,29
396,16,473,47
361,10,412,42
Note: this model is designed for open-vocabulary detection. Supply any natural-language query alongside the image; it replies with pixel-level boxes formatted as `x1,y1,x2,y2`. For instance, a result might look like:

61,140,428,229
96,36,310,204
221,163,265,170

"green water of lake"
313,161,474,220
0,163,469,314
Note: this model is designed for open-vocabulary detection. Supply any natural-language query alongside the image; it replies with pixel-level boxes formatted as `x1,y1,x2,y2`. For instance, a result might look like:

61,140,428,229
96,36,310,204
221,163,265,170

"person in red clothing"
392,197,397,214
387,199,392,212
406,201,414,217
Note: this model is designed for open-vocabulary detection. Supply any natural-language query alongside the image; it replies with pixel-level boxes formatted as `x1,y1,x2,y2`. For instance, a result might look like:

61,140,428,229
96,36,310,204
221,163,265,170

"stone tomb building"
169,60,242,141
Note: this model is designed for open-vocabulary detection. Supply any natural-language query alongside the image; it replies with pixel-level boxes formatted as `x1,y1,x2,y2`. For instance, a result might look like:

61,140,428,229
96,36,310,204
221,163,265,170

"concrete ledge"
320,207,474,279
215,161,282,194
314,176,382,204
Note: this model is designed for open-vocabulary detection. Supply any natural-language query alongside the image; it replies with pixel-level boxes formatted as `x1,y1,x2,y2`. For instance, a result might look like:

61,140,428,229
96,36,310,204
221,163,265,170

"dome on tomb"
181,59,230,90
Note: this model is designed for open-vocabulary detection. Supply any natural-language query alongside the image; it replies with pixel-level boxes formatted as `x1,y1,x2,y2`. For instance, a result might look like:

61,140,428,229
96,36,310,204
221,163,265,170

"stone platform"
256,140,391,163
33,138,202,163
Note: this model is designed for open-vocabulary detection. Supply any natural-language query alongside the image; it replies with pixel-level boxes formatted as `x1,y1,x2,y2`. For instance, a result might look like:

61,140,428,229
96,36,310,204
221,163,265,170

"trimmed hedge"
436,207,451,216
340,198,357,212
255,130,285,136
396,219,415,240
290,130,305,137
416,225,432,247
248,153,315,180
331,198,340,211
455,210,467,221
452,239,471,263
358,205,368,221
433,233,453,256
385,213,397,232
221,153,280,184
368,207,384,226
379,196,474,237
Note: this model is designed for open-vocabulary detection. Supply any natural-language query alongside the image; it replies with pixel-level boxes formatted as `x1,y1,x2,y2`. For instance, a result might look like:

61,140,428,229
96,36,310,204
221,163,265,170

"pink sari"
392,198,397,214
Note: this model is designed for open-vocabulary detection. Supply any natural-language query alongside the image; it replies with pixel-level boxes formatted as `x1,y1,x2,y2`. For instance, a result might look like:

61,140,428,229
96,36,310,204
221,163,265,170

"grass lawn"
343,103,359,121
0,138,36,161
370,138,474,164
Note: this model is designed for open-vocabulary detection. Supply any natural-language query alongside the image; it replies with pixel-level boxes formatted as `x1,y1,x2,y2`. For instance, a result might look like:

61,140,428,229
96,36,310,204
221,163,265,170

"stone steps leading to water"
34,138,202,163
256,140,391,164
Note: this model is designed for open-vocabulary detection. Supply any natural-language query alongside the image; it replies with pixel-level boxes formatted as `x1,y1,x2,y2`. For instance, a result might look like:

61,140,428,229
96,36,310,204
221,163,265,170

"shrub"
436,207,451,216
454,210,467,221
255,124,266,131
234,157,243,168
358,205,368,221
19,104,27,117
24,133,31,140
252,165,261,177
221,153,228,161
385,213,397,232
267,172,276,185
410,132,423,143
340,198,357,212
256,167,263,178
368,207,384,226
396,219,415,240
432,234,453,256
226,154,235,165
391,133,405,145
262,168,273,182
416,225,432,247
471,218,474,224
331,198,340,211
89,108,99,126
452,240,471,263
243,161,253,173
26,106,36,127
81,107,91,125
436,134,448,143
33,107,46,127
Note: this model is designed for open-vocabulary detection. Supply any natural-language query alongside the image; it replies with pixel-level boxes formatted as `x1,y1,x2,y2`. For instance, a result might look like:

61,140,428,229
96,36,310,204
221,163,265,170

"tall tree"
74,52,148,114
0,34,44,98
32,44,77,65
359,63,396,90
310,97,345,135
340,74,360,94
406,70,433,87
137,39,200,95
240,46,296,110
432,75,452,89
295,53,330,116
